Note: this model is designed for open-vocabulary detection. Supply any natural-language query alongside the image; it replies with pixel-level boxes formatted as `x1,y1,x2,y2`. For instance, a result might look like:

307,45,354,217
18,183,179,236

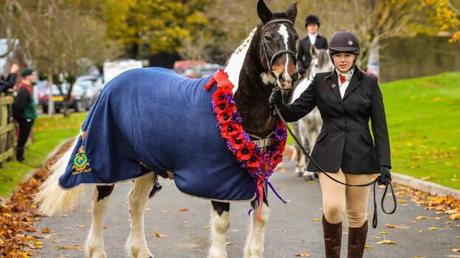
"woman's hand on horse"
377,166,392,185
269,87,283,107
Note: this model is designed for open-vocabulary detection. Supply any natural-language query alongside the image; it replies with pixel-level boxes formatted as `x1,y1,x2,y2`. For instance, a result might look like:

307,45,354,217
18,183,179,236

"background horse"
35,1,298,258
291,46,333,180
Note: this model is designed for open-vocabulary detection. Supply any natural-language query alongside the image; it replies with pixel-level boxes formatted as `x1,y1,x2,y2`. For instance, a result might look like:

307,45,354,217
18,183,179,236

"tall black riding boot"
347,221,368,258
322,214,342,258
16,147,24,162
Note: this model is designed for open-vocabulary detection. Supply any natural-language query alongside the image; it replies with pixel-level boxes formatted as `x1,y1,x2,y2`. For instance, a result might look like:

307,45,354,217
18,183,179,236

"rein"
273,105,397,228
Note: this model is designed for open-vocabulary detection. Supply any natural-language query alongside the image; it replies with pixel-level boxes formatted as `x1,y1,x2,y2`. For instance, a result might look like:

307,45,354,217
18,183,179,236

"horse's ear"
257,0,272,24
309,45,318,57
286,2,297,23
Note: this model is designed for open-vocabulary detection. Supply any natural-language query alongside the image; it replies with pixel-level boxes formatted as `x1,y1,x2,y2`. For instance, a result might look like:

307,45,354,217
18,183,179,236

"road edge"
392,172,460,200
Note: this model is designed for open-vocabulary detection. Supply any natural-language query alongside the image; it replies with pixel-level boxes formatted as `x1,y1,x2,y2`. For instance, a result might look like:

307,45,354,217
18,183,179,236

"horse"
291,46,333,180
35,1,299,258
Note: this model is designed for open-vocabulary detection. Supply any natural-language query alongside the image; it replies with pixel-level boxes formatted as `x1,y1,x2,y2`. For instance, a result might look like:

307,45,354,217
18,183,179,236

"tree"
104,0,213,59
423,0,460,42
206,0,424,68
1,0,121,115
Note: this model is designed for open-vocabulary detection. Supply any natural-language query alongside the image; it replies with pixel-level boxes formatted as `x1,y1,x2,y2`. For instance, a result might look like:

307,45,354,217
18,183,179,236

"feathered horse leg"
86,185,114,258
244,199,270,258
126,172,155,258
208,201,230,258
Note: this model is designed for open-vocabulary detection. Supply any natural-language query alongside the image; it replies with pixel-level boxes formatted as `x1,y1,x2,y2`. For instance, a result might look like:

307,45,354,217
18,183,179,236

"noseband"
260,19,299,81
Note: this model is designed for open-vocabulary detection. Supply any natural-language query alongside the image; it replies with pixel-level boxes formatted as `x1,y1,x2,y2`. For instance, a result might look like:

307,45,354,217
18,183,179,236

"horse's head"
307,47,334,80
257,0,298,91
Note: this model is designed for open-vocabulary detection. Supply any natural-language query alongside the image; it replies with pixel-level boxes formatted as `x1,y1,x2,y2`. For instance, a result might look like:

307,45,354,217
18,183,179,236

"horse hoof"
304,175,315,181
295,170,303,177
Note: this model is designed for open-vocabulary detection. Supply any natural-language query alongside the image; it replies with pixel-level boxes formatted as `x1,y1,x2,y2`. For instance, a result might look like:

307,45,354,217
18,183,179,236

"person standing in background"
13,68,37,162
297,14,328,76
0,63,20,93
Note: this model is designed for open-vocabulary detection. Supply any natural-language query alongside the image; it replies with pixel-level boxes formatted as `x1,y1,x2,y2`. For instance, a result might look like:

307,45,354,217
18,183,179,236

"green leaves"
104,0,213,57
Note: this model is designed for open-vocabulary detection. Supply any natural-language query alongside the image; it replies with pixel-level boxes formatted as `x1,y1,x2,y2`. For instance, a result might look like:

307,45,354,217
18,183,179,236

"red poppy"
221,122,243,139
216,110,233,123
229,135,245,150
247,155,261,169
236,145,253,161
272,153,283,165
213,91,227,104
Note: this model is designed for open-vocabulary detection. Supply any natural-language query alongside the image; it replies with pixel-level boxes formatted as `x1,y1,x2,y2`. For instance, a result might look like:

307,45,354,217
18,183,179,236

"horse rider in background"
297,14,328,77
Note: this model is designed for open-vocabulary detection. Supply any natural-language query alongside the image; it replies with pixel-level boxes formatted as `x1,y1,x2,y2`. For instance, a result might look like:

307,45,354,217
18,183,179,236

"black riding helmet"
305,15,320,27
329,30,360,55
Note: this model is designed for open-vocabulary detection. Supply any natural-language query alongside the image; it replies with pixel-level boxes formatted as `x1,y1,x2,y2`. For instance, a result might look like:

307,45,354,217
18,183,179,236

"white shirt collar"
336,68,354,82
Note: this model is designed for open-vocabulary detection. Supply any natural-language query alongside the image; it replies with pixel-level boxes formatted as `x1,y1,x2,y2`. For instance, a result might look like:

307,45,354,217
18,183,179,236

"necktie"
339,74,347,84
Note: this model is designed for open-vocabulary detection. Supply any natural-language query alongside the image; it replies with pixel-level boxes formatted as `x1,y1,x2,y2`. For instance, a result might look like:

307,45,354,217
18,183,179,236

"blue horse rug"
59,67,256,201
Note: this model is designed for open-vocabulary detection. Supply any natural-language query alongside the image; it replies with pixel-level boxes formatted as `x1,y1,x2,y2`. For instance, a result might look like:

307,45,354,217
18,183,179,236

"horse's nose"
282,72,292,83
278,72,293,90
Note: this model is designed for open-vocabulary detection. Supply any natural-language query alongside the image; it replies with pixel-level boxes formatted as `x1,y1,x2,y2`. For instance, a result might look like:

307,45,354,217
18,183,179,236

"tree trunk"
47,72,54,116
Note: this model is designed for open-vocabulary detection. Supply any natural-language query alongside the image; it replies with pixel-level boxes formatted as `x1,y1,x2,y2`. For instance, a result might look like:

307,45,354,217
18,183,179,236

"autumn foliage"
0,142,73,258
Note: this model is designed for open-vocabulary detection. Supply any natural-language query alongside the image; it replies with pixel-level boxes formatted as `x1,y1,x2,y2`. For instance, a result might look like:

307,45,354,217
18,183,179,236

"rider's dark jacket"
279,68,391,174
297,34,328,74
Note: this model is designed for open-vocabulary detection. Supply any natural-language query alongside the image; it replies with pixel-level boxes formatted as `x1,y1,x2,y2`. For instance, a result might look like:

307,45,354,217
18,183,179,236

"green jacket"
13,82,37,121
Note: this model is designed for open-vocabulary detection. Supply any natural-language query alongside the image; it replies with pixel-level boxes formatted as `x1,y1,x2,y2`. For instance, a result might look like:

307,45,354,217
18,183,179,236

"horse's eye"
264,33,272,41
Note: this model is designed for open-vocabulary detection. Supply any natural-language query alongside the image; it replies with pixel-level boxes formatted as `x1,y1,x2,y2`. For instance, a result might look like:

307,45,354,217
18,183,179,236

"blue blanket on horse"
59,67,256,201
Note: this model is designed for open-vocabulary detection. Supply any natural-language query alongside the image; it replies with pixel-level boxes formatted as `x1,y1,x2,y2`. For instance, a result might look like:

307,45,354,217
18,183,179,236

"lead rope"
273,105,397,228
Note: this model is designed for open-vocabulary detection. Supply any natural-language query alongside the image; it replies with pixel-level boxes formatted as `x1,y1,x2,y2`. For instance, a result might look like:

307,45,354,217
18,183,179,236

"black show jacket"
279,69,391,174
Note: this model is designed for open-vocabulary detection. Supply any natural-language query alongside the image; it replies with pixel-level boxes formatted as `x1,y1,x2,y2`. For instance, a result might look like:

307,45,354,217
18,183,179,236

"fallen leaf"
428,227,442,231
449,214,460,220
385,224,397,229
179,208,189,212
420,176,431,181
153,231,167,238
295,251,311,257
377,239,396,245
416,216,428,220
225,241,233,246
41,227,50,234
312,217,320,222
55,244,82,250
453,249,460,253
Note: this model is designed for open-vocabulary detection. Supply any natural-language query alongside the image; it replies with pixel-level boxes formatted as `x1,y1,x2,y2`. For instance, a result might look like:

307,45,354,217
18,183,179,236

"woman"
270,30,392,258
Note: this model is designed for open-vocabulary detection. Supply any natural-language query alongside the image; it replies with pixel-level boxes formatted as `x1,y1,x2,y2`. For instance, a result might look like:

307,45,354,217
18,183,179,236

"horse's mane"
317,49,329,68
224,27,257,93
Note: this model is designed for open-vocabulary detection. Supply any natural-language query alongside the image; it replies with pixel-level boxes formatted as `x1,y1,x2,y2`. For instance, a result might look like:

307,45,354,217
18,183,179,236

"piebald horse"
35,1,299,258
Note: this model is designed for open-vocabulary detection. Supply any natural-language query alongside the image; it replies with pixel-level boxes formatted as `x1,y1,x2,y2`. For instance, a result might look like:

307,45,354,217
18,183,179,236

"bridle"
260,18,299,82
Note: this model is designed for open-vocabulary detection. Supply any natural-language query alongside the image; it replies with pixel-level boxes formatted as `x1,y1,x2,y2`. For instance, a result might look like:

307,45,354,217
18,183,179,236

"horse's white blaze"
35,138,88,216
278,24,291,81
208,209,230,258
225,27,257,93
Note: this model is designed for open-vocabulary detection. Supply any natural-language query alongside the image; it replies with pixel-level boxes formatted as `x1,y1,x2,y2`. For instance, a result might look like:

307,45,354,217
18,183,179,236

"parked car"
72,75,103,111
37,82,73,113
174,60,224,78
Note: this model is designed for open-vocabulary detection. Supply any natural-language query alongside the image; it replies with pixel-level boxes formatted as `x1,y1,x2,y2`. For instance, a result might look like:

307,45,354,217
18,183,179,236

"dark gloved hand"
377,166,392,185
269,87,283,107
298,68,306,76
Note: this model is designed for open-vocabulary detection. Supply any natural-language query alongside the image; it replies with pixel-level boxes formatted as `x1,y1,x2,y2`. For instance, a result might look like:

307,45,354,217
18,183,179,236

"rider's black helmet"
305,15,320,27
329,30,360,55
